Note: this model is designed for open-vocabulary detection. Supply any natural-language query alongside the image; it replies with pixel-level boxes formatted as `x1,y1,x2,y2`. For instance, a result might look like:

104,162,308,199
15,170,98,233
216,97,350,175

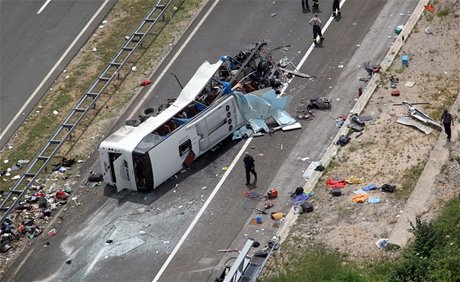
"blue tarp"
249,119,269,133
232,127,254,140
231,88,296,140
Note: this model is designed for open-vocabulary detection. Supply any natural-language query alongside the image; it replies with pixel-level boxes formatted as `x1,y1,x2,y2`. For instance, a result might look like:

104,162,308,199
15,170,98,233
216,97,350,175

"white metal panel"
148,129,187,188
113,156,135,191
175,60,223,103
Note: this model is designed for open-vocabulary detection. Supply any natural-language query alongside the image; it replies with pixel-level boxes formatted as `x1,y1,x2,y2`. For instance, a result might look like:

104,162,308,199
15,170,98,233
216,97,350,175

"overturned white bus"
98,42,295,192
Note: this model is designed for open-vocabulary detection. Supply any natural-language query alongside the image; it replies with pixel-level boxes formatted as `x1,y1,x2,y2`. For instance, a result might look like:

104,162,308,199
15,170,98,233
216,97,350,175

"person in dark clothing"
301,0,309,13
312,0,319,10
332,0,341,17
441,109,454,141
243,152,257,185
309,14,324,44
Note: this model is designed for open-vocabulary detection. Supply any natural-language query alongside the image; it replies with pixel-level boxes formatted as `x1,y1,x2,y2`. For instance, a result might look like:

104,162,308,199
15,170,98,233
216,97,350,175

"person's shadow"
443,139,455,148
314,40,325,48
312,7,321,13
246,179,258,189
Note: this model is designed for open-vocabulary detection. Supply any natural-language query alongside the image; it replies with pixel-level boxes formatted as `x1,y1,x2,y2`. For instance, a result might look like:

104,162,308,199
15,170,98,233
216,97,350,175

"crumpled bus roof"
104,60,223,150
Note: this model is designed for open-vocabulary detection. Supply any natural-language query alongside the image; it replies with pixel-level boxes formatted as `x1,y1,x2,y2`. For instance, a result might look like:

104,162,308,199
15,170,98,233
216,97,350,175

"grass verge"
262,197,460,282
0,0,205,192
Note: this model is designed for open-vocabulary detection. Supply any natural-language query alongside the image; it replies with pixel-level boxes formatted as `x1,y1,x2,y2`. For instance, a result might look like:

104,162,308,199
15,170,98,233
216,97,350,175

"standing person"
441,109,454,141
243,152,257,185
301,0,309,13
309,14,324,44
332,0,341,17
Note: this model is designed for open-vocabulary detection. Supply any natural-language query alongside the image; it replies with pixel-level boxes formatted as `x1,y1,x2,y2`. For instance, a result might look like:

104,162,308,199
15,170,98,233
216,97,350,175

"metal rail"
223,239,254,282
219,236,280,282
0,0,176,224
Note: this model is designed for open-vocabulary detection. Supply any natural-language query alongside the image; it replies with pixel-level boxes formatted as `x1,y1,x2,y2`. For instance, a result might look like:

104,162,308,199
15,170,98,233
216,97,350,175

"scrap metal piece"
402,101,442,130
350,114,365,126
347,123,364,132
221,238,254,282
347,113,365,131
282,122,302,131
397,116,433,134
279,67,315,79
307,97,332,110
232,88,296,138
358,115,373,122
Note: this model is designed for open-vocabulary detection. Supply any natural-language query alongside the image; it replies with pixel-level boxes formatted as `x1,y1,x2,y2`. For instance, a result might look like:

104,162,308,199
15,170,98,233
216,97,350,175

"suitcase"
331,188,342,197
267,189,278,199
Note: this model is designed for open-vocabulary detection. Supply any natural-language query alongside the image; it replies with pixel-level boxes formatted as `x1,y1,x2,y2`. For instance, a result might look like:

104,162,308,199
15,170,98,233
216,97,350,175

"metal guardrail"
0,0,177,224
223,239,254,282
219,236,280,282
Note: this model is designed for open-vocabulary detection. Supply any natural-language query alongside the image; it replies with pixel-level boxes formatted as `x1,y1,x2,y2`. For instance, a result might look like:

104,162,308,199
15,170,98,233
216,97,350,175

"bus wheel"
126,119,142,127
140,107,155,120
143,107,155,116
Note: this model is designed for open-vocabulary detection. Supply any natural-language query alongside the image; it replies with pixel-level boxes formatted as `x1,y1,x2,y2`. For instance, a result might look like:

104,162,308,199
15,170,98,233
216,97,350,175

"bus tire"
88,172,103,182
126,119,142,127
141,107,155,119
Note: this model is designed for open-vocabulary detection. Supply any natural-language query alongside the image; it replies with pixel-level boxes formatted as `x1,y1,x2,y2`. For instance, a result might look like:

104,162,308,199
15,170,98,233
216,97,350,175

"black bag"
315,165,325,171
331,188,342,196
300,202,314,213
336,135,351,146
295,187,304,195
88,172,103,182
381,184,396,193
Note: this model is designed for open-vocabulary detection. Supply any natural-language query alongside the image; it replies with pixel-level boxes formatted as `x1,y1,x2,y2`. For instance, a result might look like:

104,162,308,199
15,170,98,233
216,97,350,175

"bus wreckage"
99,42,306,192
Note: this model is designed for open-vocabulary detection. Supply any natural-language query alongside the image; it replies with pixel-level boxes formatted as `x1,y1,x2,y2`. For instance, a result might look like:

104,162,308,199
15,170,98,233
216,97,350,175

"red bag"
326,178,346,188
140,80,152,86
55,191,67,200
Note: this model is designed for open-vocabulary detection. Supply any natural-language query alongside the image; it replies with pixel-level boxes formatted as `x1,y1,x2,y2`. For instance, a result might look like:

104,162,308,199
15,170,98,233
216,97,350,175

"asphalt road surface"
0,0,116,148
2,0,419,281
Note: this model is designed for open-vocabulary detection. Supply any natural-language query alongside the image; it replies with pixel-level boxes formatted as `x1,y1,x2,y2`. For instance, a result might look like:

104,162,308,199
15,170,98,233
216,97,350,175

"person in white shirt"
309,14,324,44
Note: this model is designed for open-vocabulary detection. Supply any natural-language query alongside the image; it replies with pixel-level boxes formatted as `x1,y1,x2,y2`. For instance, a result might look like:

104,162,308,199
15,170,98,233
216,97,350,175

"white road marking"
129,0,221,119
150,1,348,280
37,0,51,14
143,0,251,279
6,0,354,280
152,137,252,282
0,0,111,143
83,229,118,278
280,0,348,96
6,247,35,282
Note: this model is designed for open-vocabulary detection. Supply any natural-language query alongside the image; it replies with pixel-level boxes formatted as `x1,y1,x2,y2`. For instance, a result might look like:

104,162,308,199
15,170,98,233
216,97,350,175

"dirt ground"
273,2,460,269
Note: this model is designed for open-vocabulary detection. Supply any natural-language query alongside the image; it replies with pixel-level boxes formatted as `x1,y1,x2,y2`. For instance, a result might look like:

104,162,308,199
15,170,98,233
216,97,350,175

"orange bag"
352,194,369,203
267,189,278,199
